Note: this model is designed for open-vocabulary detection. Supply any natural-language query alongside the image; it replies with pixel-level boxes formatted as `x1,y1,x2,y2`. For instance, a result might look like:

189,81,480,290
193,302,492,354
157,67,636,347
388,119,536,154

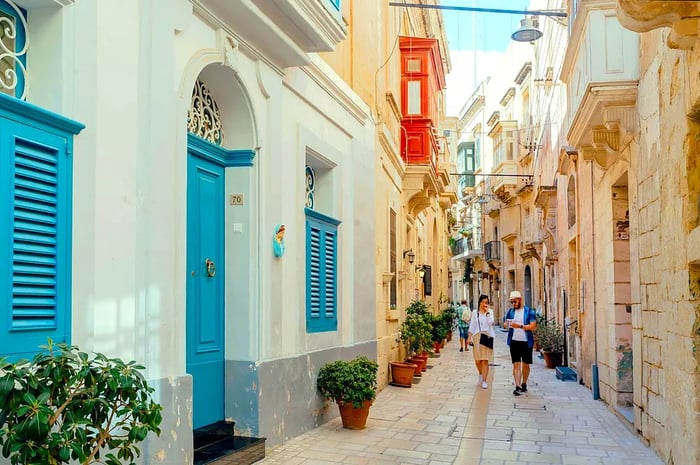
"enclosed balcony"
560,1,639,168
399,36,446,174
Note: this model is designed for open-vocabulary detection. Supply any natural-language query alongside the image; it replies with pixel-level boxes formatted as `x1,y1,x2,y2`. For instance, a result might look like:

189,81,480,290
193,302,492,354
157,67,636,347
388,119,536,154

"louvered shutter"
305,208,340,333
1,120,73,357
308,225,322,320
423,265,432,296
323,229,336,318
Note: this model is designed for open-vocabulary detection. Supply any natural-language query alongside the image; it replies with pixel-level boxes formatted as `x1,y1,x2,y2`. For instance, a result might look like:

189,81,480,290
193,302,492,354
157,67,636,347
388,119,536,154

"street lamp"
511,17,543,43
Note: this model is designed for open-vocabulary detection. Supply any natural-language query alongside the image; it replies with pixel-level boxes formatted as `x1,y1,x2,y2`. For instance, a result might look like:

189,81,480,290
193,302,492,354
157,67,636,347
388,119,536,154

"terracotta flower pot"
413,354,429,372
542,351,563,369
390,361,416,387
337,399,373,430
406,357,425,375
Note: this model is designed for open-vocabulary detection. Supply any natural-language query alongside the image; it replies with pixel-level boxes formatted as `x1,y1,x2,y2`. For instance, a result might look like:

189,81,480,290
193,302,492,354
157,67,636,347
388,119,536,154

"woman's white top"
468,310,496,337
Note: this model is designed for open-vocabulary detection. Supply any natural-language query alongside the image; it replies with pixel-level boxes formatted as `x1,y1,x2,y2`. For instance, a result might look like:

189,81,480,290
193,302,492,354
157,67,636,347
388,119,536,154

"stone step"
556,366,577,381
194,421,266,465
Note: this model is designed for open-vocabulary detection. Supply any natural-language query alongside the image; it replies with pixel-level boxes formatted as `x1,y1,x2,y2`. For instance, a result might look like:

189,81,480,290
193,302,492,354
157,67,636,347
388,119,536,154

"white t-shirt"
512,308,528,342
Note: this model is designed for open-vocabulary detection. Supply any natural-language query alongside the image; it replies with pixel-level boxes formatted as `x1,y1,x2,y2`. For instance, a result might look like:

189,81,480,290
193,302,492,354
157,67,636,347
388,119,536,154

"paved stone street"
237,330,664,465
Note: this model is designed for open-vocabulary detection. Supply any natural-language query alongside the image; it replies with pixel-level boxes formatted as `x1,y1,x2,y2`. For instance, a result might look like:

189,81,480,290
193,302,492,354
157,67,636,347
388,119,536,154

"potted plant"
0,340,162,465
398,309,432,357
440,306,457,342
317,355,378,429
536,319,565,368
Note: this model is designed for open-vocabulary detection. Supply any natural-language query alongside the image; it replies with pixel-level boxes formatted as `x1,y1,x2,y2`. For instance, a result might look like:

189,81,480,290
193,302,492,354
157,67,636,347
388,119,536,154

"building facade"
0,0,383,462
325,2,455,388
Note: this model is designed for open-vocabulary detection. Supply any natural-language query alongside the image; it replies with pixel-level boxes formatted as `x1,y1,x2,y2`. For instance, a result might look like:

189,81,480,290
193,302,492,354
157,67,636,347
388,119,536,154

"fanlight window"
305,165,315,209
187,79,223,145
0,0,28,100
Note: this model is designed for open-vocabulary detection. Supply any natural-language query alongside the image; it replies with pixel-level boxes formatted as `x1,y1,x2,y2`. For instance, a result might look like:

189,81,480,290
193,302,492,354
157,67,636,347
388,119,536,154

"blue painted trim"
187,133,255,167
305,209,340,333
304,207,341,226
0,120,75,359
0,93,84,135
329,0,341,10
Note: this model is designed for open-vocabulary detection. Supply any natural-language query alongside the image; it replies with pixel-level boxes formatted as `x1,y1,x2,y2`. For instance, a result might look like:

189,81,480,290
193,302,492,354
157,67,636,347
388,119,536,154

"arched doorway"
524,265,532,308
185,66,257,429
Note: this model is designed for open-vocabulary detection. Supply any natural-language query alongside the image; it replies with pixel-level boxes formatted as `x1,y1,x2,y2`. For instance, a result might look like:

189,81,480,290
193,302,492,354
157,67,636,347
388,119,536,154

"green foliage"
441,307,458,332
398,300,433,355
0,340,163,465
534,318,565,353
317,356,378,409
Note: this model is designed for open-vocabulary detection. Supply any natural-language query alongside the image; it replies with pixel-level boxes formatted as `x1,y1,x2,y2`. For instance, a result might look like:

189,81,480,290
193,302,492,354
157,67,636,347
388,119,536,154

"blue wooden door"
186,148,225,429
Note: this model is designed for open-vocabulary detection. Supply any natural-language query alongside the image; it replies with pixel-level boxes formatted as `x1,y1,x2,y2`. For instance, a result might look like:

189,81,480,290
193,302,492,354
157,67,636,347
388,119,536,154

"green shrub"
0,340,162,465
317,355,378,408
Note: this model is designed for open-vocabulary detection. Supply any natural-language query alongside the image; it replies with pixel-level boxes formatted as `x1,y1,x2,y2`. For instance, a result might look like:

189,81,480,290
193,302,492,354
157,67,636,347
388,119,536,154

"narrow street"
248,330,663,465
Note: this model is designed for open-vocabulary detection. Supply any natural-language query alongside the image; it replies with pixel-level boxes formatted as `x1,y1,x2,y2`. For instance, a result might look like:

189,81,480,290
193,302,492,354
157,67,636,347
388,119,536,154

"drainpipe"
590,161,600,400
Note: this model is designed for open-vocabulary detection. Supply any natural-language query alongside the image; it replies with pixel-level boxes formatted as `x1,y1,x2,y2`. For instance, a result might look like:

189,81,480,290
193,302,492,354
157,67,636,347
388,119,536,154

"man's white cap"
509,290,522,300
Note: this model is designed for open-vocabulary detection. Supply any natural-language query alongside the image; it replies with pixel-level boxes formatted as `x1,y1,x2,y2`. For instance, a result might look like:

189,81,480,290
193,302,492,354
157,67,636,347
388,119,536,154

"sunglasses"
510,299,519,303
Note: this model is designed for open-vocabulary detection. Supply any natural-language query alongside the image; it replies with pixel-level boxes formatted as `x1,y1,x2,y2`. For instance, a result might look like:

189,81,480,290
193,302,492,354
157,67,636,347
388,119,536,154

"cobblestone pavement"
239,331,664,465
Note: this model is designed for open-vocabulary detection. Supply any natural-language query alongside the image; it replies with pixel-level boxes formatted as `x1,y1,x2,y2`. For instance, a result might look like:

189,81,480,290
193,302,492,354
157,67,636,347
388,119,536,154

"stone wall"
633,27,700,465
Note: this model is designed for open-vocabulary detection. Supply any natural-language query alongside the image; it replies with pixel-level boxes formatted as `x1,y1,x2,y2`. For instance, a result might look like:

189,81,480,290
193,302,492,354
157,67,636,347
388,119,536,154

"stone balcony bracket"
617,0,700,50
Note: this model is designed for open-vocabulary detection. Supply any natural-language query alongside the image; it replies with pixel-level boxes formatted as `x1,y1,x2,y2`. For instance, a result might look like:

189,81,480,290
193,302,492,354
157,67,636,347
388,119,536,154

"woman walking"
467,294,496,389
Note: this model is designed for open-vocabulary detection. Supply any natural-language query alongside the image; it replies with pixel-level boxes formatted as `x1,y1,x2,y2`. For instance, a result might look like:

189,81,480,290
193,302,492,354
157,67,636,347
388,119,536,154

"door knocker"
205,258,216,278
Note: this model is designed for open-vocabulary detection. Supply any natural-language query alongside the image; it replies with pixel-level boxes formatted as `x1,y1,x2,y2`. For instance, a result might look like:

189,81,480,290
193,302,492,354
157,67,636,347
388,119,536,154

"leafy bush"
397,300,434,355
0,340,162,465
317,355,378,408
535,318,565,353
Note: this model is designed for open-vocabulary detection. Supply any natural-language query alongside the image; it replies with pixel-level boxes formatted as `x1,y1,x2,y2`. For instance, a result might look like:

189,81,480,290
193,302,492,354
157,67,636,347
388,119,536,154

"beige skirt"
472,331,494,361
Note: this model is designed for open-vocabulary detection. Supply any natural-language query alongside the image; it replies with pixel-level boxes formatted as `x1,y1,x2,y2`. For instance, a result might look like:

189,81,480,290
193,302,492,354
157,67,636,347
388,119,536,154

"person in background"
456,299,471,352
504,290,538,396
467,294,496,389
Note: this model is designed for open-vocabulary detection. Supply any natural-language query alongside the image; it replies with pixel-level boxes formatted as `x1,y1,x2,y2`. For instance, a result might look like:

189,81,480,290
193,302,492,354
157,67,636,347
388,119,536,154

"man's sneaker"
482,381,488,389
520,383,528,393
478,375,484,384
459,348,464,352
513,387,521,396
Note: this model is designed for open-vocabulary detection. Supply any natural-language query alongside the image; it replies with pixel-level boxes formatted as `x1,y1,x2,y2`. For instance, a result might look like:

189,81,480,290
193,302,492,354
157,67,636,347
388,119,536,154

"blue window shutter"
0,120,72,358
323,229,336,318
305,208,340,333
308,225,321,320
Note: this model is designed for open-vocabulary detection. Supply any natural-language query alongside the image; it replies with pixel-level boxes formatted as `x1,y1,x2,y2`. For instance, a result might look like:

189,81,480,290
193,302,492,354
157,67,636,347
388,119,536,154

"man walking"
456,300,471,352
504,291,538,395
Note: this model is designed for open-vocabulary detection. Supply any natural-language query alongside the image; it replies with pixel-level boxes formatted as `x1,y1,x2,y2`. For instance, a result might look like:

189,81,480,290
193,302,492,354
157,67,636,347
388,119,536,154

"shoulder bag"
478,313,494,349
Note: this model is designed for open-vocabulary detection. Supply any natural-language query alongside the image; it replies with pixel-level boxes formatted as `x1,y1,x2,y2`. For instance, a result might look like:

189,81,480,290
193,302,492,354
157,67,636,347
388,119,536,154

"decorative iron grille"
187,79,223,145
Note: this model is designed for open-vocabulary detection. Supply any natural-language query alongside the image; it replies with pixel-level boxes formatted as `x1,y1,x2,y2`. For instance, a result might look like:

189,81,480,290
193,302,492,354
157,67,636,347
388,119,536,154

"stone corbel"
382,272,395,285
617,0,700,50
217,29,240,70
580,144,612,169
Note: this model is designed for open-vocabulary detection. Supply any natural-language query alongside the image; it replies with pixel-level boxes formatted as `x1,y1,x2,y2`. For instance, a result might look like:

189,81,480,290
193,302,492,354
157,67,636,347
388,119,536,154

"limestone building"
322,2,455,388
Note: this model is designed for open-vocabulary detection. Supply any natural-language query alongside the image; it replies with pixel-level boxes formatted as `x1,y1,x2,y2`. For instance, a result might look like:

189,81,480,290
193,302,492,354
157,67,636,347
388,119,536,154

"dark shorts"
510,340,533,364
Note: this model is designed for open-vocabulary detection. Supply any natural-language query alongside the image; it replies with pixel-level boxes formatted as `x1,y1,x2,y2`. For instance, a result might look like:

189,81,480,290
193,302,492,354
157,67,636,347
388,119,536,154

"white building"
1,0,376,462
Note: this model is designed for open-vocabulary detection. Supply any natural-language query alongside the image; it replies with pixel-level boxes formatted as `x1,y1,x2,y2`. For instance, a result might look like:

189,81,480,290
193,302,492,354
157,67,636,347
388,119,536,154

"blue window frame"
0,94,83,359
0,0,28,99
305,208,340,333
329,0,340,10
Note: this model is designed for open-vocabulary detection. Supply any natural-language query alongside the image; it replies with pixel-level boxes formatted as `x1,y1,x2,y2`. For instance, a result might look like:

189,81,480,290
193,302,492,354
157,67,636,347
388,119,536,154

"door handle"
205,258,216,278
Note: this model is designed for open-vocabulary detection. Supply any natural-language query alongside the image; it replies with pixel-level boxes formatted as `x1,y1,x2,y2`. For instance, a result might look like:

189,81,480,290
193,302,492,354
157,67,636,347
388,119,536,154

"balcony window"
407,80,421,115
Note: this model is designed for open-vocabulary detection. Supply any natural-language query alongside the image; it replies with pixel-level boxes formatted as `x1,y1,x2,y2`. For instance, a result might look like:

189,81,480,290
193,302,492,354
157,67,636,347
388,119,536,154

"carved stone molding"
617,0,700,49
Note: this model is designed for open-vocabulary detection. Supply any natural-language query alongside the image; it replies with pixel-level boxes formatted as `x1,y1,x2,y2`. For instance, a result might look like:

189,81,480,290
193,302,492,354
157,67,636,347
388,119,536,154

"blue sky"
443,0,532,51
443,0,531,114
